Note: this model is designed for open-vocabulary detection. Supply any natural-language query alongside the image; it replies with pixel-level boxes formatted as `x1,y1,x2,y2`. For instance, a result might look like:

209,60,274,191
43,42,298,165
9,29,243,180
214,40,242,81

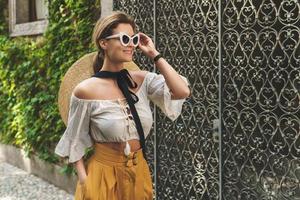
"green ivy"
0,0,101,174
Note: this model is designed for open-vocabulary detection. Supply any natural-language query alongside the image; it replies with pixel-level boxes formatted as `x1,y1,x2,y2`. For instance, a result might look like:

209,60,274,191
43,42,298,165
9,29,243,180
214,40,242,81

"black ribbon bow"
92,69,146,158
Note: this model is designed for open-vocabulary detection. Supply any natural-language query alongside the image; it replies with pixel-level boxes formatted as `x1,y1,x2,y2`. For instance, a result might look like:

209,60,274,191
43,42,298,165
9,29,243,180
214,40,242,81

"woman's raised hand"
138,32,160,60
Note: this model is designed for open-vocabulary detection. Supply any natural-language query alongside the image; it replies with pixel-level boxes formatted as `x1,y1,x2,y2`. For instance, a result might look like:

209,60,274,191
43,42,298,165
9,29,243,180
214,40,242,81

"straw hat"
58,51,140,125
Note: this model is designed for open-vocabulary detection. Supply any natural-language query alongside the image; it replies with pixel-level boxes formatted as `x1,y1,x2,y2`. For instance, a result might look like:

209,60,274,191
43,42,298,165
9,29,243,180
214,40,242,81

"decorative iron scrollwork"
115,0,300,199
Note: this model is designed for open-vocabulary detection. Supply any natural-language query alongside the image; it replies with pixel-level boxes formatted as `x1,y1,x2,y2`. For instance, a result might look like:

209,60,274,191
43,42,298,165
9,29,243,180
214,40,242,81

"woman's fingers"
138,32,158,59
139,32,152,44
138,32,148,38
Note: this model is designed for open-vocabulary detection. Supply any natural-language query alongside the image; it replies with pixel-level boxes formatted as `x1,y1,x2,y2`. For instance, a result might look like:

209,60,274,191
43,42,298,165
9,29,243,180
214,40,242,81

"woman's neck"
101,58,124,72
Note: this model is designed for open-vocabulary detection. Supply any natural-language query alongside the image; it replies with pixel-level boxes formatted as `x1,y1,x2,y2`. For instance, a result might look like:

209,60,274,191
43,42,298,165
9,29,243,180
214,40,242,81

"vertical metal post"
218,0,223,199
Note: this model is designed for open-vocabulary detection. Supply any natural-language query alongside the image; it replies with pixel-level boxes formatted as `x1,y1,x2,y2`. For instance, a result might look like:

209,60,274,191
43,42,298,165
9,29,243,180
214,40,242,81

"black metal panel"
155,0,219,199
115,0,219,199
222,0,300,199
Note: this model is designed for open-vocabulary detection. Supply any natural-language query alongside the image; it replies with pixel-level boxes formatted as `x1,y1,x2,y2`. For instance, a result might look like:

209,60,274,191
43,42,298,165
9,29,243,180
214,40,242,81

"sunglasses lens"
132,36,139,45
121,35,130,45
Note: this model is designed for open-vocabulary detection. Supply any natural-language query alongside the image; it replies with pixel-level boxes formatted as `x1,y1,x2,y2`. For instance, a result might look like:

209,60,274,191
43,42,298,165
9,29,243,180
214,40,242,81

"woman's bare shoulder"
73,78,105,100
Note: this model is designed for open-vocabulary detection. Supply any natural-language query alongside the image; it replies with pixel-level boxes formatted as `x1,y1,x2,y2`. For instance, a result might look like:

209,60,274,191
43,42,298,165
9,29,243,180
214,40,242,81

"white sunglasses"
105,32,140,47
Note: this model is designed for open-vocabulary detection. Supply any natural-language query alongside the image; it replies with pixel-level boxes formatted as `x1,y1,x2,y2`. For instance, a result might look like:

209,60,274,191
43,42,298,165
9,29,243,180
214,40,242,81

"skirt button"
126,159,133,167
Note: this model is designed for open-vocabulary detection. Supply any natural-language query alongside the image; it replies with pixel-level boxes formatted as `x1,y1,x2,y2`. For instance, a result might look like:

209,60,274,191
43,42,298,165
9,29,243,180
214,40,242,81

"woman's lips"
123,50,133,55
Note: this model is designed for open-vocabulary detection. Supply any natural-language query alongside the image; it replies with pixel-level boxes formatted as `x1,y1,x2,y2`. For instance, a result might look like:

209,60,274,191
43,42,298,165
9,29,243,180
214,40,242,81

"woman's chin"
121,57,133,62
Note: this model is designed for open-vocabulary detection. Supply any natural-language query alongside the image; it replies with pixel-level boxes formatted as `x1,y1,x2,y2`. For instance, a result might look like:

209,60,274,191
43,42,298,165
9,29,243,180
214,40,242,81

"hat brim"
58,52,140,125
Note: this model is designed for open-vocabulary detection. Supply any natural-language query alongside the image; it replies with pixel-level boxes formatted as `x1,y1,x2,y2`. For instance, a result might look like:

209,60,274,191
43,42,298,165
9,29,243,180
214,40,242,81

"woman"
55,11,190,200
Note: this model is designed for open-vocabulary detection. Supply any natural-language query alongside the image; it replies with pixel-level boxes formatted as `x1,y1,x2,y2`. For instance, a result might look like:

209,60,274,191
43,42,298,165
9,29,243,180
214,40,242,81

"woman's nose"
128,39,135,47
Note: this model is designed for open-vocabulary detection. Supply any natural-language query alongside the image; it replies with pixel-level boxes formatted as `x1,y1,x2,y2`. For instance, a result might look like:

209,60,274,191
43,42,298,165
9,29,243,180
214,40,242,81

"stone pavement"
0,158,74,200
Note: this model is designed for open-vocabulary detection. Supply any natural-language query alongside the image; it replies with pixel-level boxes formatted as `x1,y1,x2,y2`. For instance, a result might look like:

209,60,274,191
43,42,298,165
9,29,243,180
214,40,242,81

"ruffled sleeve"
145,72,189,121
55,95,93,163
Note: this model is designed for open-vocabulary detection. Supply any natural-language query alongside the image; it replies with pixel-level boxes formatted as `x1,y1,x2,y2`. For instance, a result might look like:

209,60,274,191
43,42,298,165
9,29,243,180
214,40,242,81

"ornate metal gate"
222,0,300,199
114,0,300,199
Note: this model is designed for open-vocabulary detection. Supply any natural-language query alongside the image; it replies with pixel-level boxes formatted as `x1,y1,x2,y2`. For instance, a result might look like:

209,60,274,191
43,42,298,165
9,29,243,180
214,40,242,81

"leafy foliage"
0,0,100,173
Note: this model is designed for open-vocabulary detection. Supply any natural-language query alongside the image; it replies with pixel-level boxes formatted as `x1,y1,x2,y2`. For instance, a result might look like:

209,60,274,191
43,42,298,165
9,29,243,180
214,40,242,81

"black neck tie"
92,69,146,159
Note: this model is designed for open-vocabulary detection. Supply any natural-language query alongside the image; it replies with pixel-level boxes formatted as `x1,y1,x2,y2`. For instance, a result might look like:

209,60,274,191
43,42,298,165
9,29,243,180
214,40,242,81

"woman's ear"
99,40,107,50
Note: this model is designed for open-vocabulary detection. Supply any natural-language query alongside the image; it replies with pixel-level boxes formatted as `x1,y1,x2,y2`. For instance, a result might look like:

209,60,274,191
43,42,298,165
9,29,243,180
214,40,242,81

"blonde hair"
92,11,137,73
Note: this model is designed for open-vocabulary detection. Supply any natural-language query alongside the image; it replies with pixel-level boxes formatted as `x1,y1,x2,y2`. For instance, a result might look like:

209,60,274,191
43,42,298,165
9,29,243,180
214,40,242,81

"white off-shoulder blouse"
55,72,189,163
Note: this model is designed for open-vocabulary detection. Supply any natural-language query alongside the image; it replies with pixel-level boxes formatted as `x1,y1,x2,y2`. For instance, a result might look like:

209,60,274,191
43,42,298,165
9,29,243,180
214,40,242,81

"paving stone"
0,160,74,200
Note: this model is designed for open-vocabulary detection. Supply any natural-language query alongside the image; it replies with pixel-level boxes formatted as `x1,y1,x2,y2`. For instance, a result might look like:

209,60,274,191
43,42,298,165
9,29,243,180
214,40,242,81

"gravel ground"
0,159,74,200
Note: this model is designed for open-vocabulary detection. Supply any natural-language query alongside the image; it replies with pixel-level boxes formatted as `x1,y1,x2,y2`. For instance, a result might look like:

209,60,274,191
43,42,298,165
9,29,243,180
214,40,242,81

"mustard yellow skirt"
74,143,153,200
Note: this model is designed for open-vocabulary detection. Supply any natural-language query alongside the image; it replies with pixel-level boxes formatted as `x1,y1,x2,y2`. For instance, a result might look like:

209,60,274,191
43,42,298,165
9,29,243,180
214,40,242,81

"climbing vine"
0,0,100,173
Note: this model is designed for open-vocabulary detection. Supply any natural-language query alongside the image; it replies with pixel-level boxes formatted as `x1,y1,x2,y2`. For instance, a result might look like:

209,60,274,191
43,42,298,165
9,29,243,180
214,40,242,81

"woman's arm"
73,158,87,184
138,32,190,100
